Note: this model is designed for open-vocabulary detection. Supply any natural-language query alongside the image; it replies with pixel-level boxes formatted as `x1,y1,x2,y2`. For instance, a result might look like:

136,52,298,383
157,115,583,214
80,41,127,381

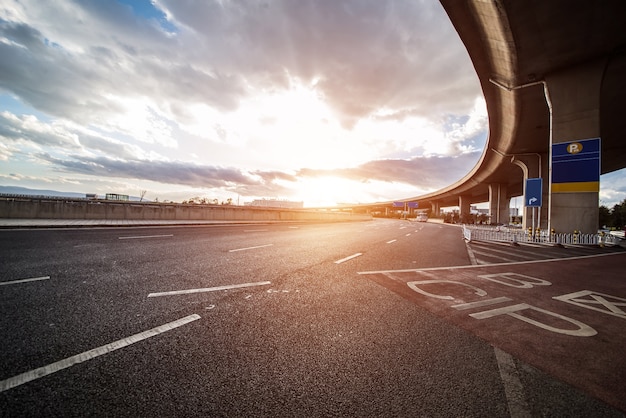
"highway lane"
0,219,622,416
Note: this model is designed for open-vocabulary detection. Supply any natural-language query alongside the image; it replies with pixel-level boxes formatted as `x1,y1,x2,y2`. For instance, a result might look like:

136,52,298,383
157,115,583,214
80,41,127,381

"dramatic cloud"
298,153,479,189
1,0,543,206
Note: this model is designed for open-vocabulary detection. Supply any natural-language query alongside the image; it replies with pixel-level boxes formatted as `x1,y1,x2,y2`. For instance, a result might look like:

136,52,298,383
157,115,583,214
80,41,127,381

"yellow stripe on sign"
552,181,599,193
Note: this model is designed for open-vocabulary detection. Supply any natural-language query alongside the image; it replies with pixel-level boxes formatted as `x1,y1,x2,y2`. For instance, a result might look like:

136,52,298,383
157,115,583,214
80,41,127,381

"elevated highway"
355,0,626,233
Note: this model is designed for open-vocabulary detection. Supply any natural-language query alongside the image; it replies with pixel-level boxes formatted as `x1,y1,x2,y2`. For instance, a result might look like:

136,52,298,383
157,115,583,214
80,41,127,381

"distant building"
246,199,303,209
105,193,129,201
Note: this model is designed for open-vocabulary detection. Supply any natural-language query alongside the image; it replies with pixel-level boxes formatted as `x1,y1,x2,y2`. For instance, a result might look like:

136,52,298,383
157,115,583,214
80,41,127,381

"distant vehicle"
416,213,428,222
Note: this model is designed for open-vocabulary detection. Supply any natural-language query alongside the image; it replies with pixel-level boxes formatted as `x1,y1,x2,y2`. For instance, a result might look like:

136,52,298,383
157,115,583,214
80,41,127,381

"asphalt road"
0,219,623,417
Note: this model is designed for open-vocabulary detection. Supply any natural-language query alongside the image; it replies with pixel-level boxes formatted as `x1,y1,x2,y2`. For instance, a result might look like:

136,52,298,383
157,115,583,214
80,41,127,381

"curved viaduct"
360,0,626,234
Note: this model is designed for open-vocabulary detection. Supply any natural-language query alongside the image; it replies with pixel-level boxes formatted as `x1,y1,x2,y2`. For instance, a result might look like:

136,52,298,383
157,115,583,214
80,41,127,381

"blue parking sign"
525,178,542,207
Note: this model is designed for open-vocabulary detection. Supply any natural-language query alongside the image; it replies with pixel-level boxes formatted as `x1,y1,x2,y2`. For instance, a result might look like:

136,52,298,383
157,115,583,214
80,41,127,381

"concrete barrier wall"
0,198,371,222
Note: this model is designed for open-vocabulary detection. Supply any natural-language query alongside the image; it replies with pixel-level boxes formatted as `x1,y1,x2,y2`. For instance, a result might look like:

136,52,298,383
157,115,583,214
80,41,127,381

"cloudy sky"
1,0,624,207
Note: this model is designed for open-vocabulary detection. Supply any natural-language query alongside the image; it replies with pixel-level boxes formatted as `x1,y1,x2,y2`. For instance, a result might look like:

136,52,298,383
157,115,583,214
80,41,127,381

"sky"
1,0,624,208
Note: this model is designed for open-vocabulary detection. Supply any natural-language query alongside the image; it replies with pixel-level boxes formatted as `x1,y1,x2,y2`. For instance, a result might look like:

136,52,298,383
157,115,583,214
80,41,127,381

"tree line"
599,198,626,230
181,196,234,205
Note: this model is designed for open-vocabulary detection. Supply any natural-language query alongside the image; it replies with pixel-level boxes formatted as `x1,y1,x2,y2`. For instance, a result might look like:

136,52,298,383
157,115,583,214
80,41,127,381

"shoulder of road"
0,218,294,228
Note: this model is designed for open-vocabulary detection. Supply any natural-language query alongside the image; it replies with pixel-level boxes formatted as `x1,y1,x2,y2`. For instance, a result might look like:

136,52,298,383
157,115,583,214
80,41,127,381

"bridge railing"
462,225,623,246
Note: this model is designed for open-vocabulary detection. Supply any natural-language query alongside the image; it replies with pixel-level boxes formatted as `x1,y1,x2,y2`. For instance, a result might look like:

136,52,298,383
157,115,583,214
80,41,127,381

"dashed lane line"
148,281,272,297
0,314,201,393
118,234,174,240
228,244,273,252
334,253,363,264
0,276,50,286
472,242,531,418
494,347,532,418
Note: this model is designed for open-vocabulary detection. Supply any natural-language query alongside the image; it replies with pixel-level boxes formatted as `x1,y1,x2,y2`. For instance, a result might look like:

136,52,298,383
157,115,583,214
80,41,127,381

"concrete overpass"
355,0,626,234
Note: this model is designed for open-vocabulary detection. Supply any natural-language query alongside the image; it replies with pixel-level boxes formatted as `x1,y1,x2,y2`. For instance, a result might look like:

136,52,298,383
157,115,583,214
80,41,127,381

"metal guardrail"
462,224,623,246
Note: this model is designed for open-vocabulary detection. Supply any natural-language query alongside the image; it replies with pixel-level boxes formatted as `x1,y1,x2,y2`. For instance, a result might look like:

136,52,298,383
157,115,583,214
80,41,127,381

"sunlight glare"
104,95,176,148
290,176,359,207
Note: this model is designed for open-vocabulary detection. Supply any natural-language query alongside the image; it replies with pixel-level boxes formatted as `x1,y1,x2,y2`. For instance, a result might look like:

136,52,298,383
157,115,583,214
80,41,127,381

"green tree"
612,199,626,228
599,205,611,228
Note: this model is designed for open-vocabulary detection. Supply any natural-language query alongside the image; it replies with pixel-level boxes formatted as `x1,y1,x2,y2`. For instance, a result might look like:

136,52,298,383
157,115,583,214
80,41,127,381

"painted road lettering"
451,296,513,310
406,273,600,337
469,303,597,337
553,290,626,319
477,272,551,288
407,280,487,300
360,255,626,411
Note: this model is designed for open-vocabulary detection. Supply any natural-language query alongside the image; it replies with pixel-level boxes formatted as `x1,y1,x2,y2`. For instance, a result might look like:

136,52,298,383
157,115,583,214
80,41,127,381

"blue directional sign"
525,178,542,207
392,201,404,208
407,202,419,209
551,137,600,193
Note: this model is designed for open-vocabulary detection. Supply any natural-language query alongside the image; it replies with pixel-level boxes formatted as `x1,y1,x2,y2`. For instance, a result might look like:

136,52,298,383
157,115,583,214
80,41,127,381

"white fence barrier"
462,225,623,246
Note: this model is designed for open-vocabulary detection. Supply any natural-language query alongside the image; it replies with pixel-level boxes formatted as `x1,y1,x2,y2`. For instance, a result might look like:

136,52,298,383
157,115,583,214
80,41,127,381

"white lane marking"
118,234,173,240
228,244,273,252
0,276,50,286
148,281,272,297
494,348,531,418
405,233,411,237
334,253,363,264
386,239,397,244
465,239,478,266
357,251,625,275
470,249,522,264
0,314,200,393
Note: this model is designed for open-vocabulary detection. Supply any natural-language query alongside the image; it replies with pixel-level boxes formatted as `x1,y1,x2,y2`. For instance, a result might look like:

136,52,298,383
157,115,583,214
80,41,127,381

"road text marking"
334,253,363,264
148,281,272,297
0,314,200,393
0,276,50,286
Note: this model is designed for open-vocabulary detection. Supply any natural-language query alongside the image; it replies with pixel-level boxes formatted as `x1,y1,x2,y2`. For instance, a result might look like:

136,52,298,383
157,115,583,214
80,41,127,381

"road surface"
1,219,623,416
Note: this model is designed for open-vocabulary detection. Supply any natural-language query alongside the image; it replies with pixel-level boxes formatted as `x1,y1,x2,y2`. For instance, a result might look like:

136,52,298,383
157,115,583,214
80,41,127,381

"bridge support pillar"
488,183,510,225
430,201,440,217
546,60,604,234
458,195,471,223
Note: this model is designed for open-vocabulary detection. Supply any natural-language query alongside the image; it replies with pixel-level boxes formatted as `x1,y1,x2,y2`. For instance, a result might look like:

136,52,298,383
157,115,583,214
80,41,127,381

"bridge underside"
401,0,626,233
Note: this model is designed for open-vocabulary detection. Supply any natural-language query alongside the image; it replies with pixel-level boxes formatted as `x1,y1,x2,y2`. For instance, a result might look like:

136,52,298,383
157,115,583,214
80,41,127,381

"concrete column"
546,60,604,233
458,195,471,223
488,183,510,225
430,201,440,217
511,153,549,230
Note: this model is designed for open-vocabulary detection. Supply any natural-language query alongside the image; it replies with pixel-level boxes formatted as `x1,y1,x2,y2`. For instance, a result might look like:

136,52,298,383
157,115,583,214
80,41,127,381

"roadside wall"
0,198,371,222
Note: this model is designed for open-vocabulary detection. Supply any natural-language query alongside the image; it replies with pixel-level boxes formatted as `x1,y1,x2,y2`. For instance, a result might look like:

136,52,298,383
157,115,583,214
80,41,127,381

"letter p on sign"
567,142,583,154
